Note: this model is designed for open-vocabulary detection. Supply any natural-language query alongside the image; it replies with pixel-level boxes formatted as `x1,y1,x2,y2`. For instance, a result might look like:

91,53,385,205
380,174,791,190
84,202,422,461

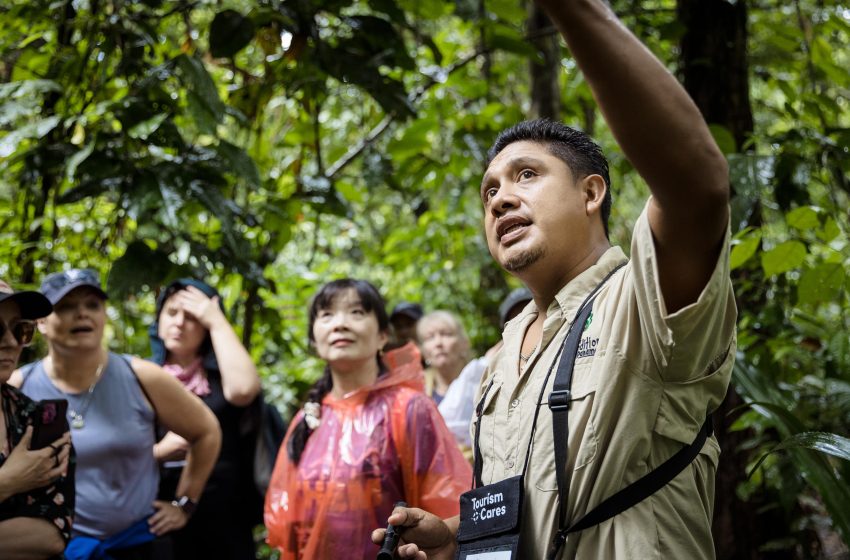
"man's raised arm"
538,0,730,312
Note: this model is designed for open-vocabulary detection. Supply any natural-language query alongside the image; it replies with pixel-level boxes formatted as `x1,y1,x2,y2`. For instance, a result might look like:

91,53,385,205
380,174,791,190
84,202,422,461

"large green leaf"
209,10,255,58
315,40,415,117
749,431,850,479
107,241,174,297
760,240,806,276
730,228,761,271
0,79,61,99
734,361,850,544
709,124,737,155
785,206,819,231
488,31,537,58
797,263,846,306
342,16,415,70
128,113,168,140
0,116,60,156
176,55,226,122
215,140,261,188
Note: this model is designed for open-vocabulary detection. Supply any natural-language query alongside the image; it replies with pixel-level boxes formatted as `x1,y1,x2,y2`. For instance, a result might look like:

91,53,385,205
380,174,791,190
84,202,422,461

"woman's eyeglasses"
0,319,37,347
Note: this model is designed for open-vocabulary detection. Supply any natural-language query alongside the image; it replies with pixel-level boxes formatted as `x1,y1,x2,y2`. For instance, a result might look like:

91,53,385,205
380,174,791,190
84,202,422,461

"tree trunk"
678,0,753,149
677,1,793,558
527,3,560,120
18,0,76,284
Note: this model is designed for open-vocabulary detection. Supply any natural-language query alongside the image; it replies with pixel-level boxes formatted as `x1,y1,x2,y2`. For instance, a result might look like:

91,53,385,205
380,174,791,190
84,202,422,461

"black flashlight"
377,501,407,560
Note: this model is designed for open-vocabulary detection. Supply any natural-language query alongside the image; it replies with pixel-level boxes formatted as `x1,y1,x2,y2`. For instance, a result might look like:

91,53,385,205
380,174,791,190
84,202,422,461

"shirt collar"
508,246,627,326
550,246,628,319
501,246,629,342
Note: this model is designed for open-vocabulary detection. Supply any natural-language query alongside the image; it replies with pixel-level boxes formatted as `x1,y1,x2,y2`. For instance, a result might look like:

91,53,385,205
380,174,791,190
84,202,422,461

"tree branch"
324,47,487,180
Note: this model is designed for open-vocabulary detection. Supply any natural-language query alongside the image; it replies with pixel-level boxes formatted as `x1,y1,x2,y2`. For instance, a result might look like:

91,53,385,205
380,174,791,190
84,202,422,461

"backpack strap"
546,262,711,559
566,417,712,533
548,297,596,540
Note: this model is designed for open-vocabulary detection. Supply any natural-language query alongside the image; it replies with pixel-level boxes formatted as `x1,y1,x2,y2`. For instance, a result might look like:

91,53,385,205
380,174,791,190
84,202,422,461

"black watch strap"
172,495,197,517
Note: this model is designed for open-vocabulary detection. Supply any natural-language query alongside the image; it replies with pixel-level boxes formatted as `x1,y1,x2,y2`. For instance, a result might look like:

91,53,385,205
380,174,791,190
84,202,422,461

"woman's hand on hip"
149,500,189,535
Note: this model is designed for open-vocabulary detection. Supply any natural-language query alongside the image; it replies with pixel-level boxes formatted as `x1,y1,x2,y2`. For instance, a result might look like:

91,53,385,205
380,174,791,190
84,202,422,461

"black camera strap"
546,263,713,559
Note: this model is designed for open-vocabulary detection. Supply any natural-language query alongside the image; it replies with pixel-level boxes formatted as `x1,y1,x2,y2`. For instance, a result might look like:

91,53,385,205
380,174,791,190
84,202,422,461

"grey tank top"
22,353,158,538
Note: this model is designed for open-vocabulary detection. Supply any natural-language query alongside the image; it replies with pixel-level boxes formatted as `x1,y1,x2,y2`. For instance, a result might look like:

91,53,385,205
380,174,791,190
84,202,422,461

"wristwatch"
172,495,197,517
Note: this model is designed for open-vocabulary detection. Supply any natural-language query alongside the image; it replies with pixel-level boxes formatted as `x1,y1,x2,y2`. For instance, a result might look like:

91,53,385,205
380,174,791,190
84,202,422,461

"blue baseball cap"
40,269,108,305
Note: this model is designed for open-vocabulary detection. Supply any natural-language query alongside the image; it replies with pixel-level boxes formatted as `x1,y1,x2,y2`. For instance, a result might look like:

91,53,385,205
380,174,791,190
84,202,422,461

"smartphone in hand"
29,399,69,451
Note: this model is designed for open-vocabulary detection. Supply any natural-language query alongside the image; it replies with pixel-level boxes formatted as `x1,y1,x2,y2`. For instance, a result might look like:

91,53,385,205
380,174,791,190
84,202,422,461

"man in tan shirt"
373,0,736,558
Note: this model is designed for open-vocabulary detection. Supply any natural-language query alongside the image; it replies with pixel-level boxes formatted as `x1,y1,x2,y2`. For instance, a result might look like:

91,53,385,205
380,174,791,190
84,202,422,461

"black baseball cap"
0,282,53,319
40,269,108,305
499,287,532,328
390,302,424,322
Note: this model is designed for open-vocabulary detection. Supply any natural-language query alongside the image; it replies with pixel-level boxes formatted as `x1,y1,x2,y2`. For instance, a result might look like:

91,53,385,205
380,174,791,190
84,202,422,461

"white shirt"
438,357,488,448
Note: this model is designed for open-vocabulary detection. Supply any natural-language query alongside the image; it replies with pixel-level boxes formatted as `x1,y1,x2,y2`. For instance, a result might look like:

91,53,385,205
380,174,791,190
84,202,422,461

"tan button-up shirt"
474,204,737,559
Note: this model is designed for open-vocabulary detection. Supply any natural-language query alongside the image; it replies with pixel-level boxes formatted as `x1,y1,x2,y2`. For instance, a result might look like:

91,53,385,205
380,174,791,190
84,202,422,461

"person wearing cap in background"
387,302,424,351
384,301,427,371
11,269,221,560
483,287,533,362
0,279,74,560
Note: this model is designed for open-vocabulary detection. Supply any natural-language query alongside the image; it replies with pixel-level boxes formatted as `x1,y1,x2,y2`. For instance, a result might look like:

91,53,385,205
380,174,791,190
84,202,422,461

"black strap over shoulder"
546,285,714,559
566,416,712,534
549,298,596,535
547,416,713,559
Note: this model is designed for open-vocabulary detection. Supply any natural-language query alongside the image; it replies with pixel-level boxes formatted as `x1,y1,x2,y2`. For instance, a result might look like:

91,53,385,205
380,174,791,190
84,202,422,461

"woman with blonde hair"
417,311,488,456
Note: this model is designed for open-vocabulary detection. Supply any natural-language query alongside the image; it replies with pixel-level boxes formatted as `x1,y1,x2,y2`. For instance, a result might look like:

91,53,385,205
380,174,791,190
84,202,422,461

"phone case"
30,399,69,450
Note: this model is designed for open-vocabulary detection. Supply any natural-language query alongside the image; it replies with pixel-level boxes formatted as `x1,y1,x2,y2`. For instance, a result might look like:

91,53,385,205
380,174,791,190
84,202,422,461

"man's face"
481,141,591,281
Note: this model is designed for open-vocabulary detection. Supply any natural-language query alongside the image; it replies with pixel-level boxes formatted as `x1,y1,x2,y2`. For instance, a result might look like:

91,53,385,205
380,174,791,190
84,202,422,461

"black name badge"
456,475,524,560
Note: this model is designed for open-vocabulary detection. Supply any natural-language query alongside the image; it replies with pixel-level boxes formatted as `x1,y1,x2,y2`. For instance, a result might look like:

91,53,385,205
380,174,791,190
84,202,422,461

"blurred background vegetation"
1,0,849,557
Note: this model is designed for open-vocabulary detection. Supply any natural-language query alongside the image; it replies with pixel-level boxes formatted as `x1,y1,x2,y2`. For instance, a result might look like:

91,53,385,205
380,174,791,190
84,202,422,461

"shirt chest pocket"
532,358,599,492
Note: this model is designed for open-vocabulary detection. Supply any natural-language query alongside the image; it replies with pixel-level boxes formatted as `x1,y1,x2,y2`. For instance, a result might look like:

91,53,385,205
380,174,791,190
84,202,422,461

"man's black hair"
487,118,613,238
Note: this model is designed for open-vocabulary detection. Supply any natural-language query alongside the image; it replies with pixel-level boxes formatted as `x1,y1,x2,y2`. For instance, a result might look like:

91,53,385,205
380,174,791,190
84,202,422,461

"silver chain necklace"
520,344,538,362
68,362,105,429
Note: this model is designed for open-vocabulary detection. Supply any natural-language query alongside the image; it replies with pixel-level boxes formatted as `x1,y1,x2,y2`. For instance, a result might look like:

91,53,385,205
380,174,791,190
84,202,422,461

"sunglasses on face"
0,319,37,347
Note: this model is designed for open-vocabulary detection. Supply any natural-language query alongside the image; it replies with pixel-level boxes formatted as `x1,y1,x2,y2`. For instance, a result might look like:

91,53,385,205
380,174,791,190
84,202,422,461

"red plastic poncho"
265,347,472,560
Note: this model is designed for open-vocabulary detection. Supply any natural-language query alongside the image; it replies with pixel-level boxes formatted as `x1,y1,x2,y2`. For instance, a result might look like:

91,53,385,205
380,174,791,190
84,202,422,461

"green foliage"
750,431,850,477
1,0,850,556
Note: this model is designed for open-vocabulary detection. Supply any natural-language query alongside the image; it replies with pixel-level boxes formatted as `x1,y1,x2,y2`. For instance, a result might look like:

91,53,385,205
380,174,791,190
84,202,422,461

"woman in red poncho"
264,279,471,559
